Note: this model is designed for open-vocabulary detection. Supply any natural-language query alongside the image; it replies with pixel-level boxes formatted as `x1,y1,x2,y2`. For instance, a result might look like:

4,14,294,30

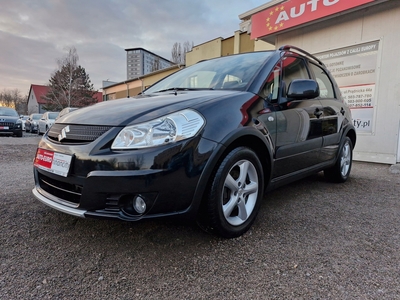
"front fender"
184,127,274,219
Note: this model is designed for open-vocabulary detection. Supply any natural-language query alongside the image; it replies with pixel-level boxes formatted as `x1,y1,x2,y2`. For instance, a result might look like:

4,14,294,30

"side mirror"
287,79,319,100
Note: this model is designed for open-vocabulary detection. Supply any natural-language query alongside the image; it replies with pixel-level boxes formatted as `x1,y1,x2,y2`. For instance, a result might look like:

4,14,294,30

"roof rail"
279,45,324,66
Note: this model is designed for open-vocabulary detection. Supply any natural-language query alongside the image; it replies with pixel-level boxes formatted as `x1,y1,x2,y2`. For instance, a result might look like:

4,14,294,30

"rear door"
308,62,342,162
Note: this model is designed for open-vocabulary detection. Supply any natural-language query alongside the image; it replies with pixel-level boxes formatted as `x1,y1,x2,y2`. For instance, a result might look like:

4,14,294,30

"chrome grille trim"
47,124,112,144
37,172,82,205
0,122,15,128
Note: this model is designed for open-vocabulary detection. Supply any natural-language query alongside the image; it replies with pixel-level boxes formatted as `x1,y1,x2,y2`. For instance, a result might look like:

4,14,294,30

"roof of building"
28,84,49,104
125,47,174,64
27,84,103,104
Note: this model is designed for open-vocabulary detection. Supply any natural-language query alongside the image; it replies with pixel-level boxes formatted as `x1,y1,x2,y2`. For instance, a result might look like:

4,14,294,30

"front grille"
47,124,112,144
38,172,82,205
0,122,14,129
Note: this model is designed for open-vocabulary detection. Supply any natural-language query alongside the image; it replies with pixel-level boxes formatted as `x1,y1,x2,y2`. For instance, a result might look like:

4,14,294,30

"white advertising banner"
315,41,379,133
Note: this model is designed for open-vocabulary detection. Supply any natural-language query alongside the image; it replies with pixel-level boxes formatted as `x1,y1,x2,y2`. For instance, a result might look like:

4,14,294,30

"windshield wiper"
141,87,214,95
154,87,186,93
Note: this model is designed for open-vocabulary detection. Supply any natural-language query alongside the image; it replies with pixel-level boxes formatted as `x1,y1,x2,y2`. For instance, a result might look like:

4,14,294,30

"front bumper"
0,123,22,136
32,188,86,218
0,129,22,136
32,132,217,221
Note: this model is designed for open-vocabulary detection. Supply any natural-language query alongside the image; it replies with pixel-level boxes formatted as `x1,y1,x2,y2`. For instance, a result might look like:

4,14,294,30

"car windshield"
48,112,59,119
32,114,42,120
143,52,273,94
0,107,18,117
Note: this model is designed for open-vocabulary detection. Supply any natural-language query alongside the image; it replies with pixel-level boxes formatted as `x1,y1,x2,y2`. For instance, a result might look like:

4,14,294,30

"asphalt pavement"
1,134,399,299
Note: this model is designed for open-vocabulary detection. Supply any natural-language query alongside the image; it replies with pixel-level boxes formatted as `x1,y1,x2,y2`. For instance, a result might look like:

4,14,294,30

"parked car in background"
20,115,29,131
25,113,43,133
37,112,59,135
33,46,356,238
56,107,78,120
0,106,23,137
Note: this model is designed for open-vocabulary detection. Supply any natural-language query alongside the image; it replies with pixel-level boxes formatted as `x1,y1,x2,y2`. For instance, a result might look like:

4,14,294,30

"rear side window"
309,63,335,98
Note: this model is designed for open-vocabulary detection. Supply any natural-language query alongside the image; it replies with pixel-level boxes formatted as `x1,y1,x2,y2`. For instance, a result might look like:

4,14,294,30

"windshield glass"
144,52,273,94
0,107,18,117
48,112,59,119
32,114,42,120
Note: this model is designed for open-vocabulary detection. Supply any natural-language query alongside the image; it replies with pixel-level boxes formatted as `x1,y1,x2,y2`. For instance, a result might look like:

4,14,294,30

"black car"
25,113,42,133
0,106,23,137
33,46,356,238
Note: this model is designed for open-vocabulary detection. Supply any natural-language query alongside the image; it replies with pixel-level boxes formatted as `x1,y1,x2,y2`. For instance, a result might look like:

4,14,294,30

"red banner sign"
251,0,375,39
34,148,72,177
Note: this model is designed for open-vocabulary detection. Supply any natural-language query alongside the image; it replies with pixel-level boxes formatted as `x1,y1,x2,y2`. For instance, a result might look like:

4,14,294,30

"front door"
258,56,323,179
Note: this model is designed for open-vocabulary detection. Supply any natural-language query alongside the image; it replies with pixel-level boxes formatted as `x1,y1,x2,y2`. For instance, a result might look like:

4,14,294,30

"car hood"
57,90,242,126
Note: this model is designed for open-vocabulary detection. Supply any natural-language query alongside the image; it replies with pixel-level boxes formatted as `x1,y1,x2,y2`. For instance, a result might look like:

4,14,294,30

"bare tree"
171,41,193,65
0,88,26,114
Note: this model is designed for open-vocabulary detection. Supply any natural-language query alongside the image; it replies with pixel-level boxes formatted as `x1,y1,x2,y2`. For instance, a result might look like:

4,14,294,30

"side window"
309,63,335,98
282,56,310,94
261,57,309,101
262,65,281,101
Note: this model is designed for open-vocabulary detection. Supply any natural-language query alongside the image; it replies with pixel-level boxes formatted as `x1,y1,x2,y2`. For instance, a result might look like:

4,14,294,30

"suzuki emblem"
58,125,70,142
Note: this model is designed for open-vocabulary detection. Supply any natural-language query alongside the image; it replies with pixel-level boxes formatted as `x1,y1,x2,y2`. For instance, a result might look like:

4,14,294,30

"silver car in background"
37,112,59,135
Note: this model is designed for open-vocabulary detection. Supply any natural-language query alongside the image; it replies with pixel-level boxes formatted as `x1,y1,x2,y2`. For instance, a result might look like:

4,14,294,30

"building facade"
239,0,400,164
102,65,183,101
27,84,48,114
125,48,174,80
186,31,274,66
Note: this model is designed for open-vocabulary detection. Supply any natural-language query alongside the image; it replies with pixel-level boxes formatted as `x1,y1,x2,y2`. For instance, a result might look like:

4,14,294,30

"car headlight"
111,109,205,150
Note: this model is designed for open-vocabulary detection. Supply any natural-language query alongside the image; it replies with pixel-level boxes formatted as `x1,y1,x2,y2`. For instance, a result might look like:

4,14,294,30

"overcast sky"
0,0,270,96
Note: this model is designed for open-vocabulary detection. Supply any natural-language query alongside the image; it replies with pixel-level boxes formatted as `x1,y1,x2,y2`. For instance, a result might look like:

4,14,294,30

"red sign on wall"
251,0,375,39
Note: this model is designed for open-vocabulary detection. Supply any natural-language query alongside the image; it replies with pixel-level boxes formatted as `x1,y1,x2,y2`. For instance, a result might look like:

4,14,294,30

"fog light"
133,195,146,214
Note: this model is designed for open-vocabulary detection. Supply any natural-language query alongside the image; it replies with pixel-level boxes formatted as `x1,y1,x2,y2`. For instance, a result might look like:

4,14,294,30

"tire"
324,136,353,183
205,147,264,238
16,131,23,137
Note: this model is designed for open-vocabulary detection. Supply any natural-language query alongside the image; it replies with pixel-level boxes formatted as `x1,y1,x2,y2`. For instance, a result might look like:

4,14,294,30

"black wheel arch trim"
330,125,356,165
185,127,274,219
344,125,357,149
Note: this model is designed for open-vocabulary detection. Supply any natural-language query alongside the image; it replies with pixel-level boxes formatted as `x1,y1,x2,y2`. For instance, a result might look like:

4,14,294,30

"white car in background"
37,111,59,135
19,115,29,131
56,107,78,120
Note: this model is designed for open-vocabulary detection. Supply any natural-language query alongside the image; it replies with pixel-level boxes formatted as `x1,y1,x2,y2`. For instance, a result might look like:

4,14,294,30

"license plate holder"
34,148,72,177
